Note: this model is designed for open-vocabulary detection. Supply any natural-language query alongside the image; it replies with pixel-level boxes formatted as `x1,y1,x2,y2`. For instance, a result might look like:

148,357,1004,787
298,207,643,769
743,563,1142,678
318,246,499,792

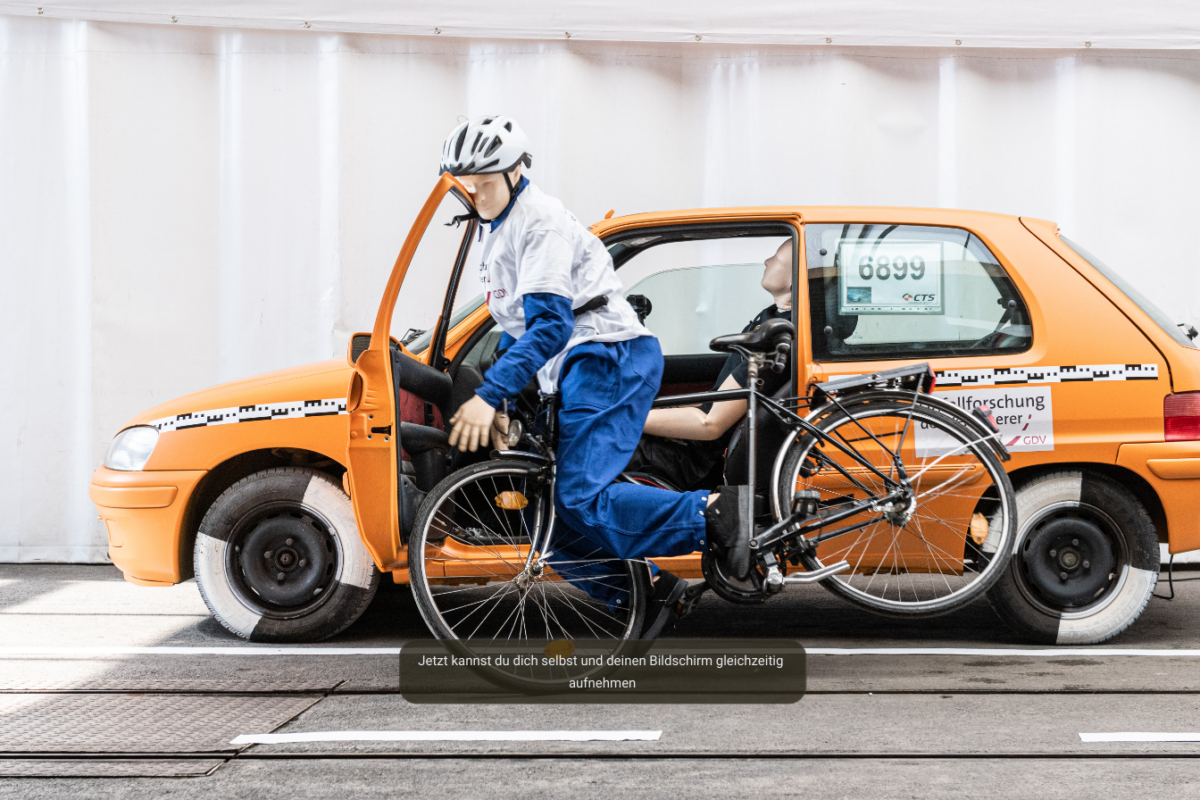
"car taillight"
1164,392,1200,441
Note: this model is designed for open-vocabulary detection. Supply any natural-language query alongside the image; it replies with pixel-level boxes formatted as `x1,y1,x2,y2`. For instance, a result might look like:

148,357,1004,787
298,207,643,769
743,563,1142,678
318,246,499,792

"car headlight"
104,426,160,471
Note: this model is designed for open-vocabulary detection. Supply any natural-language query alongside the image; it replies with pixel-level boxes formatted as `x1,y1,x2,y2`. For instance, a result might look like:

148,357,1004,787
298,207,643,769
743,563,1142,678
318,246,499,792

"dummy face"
761,239,793,307
456,165,523,221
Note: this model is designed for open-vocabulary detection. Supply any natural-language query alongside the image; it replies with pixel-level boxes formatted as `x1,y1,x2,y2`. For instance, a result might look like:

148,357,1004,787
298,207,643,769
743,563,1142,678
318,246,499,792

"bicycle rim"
778,398,1016,617
410,462,646,645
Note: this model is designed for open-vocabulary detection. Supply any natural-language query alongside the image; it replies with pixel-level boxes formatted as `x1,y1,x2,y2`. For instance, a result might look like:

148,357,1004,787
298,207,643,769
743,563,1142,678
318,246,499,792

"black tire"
774,396,1017,618
194,467,380,642
986,471,1159,644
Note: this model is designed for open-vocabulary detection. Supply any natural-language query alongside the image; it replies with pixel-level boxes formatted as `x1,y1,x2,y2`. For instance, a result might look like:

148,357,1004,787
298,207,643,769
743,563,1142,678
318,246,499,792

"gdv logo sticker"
903,293,936,302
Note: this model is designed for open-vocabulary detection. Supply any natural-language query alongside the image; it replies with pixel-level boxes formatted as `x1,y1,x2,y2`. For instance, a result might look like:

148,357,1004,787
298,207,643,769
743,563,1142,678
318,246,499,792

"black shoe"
642,570,688,640
705,485,751,581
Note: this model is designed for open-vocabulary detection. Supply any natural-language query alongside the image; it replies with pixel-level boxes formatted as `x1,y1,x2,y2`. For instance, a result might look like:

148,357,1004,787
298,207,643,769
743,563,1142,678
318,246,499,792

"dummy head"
761,239,793,310
457,164,523,221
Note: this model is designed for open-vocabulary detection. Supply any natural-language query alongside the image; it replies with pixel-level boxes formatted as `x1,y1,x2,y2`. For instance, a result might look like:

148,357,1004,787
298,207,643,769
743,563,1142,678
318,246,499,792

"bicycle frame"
501,354,996,586
650,355,913,558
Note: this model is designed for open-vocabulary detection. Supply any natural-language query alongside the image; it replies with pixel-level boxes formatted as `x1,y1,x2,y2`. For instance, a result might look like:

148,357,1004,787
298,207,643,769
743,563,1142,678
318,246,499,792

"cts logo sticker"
903,293,936,302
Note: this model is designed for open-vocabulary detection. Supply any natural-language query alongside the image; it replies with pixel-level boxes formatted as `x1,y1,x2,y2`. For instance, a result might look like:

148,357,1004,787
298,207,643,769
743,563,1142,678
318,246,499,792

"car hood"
124,359,354,430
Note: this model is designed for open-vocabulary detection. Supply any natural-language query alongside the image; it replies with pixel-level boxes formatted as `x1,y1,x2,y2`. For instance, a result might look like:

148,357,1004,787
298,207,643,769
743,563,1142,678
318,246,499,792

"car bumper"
89,466,207,585
1118,442,1200,554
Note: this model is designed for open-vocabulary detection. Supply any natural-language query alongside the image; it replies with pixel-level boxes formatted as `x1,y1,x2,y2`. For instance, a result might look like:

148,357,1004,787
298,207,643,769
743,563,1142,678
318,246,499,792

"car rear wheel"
195,467,380,642
986,471,1158,645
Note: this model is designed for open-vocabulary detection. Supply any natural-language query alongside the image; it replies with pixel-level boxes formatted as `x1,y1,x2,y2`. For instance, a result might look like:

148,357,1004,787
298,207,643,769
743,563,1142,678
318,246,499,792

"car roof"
591,206,1047,236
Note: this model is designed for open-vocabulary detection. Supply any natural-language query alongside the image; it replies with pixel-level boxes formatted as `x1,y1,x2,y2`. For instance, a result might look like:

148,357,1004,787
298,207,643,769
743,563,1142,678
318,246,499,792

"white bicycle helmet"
440,115,533,177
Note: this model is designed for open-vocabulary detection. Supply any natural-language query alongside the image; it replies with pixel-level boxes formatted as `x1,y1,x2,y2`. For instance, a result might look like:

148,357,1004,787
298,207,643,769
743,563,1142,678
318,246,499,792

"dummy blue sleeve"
476,293,573,408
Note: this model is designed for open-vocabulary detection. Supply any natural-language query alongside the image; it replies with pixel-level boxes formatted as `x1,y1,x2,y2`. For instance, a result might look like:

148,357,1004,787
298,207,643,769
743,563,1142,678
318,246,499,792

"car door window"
805,223,1030,361
392,193,481,354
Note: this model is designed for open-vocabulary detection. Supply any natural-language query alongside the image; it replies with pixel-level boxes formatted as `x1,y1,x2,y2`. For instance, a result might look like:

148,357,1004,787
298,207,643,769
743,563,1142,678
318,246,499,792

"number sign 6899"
858,255,926,281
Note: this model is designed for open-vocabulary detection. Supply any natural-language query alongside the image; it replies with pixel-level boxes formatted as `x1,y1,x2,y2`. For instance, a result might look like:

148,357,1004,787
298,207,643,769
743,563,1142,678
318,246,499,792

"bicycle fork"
515,462,557,593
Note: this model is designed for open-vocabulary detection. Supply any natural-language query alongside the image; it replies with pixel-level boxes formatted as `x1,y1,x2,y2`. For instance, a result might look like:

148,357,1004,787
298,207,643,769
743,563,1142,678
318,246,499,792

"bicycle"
408,319,1017,654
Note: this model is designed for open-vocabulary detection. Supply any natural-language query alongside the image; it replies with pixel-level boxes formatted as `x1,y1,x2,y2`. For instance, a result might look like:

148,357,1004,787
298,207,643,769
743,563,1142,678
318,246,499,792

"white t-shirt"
479,181,653,392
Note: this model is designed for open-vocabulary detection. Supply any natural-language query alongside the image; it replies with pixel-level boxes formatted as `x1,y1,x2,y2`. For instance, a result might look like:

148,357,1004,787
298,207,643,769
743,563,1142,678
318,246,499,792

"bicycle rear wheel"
774,394,1016,617
409,460,647,643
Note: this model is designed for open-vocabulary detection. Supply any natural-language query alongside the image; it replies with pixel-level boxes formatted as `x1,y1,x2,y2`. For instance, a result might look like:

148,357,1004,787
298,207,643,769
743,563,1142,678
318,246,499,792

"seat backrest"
391,345,453,417
723,384,794,489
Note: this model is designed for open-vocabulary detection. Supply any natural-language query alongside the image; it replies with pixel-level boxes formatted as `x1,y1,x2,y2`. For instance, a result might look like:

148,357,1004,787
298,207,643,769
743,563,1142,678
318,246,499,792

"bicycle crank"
763,560,852,593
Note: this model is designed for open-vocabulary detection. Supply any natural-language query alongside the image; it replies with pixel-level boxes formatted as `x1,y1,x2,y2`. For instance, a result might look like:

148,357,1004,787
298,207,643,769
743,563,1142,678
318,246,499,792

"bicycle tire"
773,393,1017,618
408,459,648,690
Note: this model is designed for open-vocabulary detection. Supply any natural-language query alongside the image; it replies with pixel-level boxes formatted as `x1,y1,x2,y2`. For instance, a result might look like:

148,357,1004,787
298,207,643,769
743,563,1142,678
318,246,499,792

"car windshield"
1059,236,1198,350
406,293,486,354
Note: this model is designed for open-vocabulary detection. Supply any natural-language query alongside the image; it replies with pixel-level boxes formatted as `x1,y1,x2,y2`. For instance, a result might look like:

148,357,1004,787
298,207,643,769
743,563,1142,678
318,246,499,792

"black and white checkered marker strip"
935,364,1158,387
150,399,348,433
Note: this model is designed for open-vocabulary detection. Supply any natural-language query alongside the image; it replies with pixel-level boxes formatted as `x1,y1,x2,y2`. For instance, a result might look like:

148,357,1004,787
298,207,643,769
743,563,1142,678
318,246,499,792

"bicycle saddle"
709,317,795,354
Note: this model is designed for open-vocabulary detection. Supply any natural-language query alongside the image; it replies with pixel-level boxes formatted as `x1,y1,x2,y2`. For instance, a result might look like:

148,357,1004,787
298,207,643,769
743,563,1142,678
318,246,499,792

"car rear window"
1059,236,1198,350
806,223,1031,361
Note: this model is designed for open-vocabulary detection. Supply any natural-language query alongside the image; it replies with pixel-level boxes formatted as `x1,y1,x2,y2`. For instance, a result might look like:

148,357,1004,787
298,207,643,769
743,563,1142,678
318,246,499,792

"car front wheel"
987,471,1159,645
194,467,380,642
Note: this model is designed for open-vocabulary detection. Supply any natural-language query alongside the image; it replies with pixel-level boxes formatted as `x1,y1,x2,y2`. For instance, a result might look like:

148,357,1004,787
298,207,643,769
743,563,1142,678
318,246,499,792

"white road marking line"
4,646,1200,657
0,646,402,656
231,730,662,745
1080,733,1200,742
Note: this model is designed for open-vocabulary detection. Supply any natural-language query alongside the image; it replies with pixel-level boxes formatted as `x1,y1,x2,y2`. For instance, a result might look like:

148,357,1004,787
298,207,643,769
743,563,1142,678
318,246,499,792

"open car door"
344,174,477,571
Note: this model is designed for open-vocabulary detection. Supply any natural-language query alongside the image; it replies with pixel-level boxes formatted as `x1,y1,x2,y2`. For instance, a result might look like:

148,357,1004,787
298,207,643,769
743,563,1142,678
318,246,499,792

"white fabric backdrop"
4,1,1200,48
4,14,1200,561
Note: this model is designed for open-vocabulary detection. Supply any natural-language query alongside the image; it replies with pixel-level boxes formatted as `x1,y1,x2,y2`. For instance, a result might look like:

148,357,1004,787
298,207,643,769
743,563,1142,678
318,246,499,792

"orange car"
91,175,1200,643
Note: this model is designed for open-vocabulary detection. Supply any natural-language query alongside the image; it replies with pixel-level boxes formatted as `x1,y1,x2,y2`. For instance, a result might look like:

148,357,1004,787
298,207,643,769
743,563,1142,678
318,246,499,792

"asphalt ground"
2,564,1200,797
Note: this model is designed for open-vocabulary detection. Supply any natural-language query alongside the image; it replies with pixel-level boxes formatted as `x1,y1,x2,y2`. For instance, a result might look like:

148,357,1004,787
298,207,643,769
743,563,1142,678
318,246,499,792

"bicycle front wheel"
409,460,647,643
774,395,1016,617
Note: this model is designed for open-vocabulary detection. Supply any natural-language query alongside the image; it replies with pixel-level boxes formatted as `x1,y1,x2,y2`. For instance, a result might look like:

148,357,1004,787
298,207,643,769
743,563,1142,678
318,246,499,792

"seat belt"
573,295,608,317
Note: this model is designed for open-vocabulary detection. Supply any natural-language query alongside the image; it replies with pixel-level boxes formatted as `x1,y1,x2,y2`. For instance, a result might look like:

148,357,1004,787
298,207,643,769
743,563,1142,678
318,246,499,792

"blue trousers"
546,337,708,606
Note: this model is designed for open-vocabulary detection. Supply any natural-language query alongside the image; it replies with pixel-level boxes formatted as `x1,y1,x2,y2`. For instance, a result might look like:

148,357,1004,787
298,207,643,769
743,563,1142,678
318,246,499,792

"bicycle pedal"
791,490,821,517
673,581,709,618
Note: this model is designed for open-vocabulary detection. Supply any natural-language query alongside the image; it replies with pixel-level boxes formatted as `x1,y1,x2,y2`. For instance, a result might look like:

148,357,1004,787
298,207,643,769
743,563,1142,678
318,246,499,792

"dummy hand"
448,394,497,452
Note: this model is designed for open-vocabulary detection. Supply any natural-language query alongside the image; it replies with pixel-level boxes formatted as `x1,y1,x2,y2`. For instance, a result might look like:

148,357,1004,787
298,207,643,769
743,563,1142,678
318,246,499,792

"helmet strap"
502,170,517,204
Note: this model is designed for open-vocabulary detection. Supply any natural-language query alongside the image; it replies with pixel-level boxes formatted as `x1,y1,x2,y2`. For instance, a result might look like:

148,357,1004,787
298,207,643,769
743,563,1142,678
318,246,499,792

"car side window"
806,223,1030,361
623,264,775,355
457,234,793,373
618,236,792,356
459,326,504,370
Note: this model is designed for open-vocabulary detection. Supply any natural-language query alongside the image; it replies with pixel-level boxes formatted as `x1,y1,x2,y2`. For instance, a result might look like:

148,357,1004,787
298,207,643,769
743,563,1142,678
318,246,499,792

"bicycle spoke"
415,464,637,648
783,398,1014,613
